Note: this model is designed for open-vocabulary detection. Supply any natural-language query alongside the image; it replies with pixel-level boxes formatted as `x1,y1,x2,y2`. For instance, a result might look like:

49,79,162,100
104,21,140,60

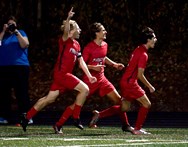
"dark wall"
0,0,188,112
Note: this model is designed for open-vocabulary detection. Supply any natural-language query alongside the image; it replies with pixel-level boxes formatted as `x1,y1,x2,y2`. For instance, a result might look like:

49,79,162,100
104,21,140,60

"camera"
7,23,17,32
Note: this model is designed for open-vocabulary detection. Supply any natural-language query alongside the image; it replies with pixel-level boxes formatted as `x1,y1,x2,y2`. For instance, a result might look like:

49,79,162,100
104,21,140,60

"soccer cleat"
89,110,99,128
20,113,29,132
122,125,134,133
53,125,63,134
16,118,33,127
0,117,8,124
28,119,33,124
73,118,84,130
132,129,151,135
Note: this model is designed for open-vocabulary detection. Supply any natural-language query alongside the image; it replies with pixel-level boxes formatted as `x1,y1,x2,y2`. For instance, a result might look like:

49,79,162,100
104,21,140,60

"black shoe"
53,125,63,134
20,113,29,132
73,118,84,130
122,125,134,133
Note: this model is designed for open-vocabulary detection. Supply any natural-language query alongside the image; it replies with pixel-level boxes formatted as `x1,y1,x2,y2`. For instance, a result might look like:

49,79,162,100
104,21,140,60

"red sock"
26,107,38,120
72,104,82,119
119,110,130,126
56,106,73,127
135,107,149,130
99,105,119,118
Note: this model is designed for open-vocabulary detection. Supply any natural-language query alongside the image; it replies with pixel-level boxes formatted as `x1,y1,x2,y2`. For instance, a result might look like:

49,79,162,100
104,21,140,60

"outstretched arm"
105,57,125,70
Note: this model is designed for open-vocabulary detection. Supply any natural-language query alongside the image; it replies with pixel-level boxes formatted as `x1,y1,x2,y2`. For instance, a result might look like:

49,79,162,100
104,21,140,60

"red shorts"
120,80,145,101
83,76,115,98
50,72,80,93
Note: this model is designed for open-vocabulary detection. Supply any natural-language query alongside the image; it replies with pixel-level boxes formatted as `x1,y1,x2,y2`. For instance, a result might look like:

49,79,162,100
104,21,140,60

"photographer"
0,16,31,124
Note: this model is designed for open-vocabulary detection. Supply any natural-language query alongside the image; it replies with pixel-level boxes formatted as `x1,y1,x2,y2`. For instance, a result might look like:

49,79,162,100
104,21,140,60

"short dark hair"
7,16,17,22
140,27,155,44
90,22,103,40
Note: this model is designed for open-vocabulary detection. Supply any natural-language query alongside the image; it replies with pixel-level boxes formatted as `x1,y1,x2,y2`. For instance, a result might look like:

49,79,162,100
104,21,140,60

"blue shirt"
0,30,29,66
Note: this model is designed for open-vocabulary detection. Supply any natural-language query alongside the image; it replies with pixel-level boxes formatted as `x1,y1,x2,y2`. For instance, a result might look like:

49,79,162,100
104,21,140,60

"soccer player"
20,7,97,133
120,27,157,135
81,22,133,132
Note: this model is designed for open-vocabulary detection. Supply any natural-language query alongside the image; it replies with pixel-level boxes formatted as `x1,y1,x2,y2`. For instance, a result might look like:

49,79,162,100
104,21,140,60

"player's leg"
54,74,89,133
54,104,74,134
71,80,89,129
96,90,121,119
20,90,59,132
102,90,133,132
90,87,133,132
89,79,121,128
133,94,151,135
120,99,133,132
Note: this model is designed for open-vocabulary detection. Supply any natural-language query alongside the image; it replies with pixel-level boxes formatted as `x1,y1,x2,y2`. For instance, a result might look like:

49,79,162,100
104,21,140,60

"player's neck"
94,39,103,47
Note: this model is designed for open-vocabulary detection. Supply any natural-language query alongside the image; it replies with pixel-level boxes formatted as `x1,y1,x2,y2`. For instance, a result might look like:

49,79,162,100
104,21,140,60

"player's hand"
113,63,125,70
92,65,106,72
89,76,97,83
149,86,155,93
68,7,75,19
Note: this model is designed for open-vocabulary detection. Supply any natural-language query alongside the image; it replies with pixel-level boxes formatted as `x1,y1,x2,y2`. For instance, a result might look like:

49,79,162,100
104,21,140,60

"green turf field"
0,125,187,146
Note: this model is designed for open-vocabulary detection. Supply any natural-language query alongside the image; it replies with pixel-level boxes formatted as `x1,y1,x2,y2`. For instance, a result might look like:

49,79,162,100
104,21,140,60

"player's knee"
121,101,130,112
113,99,120,105
143,102,151,108
82,84,89,96
121,104,130,111
84,86,89,96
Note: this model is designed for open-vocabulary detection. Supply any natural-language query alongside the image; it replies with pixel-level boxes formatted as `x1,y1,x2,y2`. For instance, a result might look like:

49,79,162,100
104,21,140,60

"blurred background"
0,0,187,115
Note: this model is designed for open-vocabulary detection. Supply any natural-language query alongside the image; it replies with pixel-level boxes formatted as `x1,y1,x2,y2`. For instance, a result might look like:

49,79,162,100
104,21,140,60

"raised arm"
14,30,29,49
62,7,75,41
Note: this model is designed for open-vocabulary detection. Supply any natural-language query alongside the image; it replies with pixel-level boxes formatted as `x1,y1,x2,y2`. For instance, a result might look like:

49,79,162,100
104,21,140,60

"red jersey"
54,38,81,74
121,45,148,82
82,41,107,79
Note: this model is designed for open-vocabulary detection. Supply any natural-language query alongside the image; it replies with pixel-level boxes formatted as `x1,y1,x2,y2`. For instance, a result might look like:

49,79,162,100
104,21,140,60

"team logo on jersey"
70,48,79,62
93,57,105,65
70,48,78,55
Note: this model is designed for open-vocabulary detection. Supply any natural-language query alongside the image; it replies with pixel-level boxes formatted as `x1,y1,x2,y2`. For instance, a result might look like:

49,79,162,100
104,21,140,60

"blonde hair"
60,20,77,32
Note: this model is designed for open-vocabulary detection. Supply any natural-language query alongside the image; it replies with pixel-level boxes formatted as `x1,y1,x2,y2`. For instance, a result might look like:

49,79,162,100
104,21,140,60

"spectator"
0,16,31,124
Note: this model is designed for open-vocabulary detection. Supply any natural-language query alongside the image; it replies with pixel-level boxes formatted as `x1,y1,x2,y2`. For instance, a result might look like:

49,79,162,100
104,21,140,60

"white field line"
0,137,29,140
51,142,188,147
1,137,188,143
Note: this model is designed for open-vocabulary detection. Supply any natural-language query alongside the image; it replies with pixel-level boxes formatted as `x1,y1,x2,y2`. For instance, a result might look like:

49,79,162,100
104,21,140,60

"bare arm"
137,68,155,93
14,30,29,48
78,57,97,83
62,7,74,41
87,64,105,72
105,57,124,70
0,24,7,41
